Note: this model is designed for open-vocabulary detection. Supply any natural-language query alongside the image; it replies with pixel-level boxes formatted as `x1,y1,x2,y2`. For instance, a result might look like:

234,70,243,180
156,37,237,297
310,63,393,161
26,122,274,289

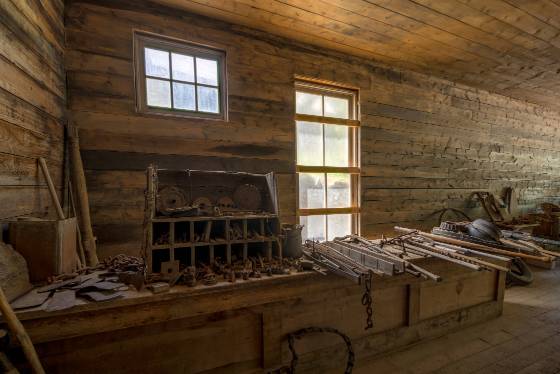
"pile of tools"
303,232,512,329
303,233,508,285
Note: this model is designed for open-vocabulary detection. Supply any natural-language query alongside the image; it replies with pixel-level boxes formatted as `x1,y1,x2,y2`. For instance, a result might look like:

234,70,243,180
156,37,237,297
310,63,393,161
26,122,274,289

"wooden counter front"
8,258,506,373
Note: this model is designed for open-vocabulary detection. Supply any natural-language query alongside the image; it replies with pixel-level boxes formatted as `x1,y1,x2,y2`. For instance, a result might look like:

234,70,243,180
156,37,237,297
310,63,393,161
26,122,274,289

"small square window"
134,33,227,120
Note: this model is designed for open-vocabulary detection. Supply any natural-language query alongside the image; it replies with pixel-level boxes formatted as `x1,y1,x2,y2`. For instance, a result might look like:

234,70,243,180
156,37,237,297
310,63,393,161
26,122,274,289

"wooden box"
9,218,78,282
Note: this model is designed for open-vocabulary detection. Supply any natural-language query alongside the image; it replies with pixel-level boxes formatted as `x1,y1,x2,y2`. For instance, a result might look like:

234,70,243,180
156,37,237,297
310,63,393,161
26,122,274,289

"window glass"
296,121,323,166
327,214,352,240
296,91,322,116
300,215,326,242
295,82,358,243
171,53,194,82
197,86,219,113
145,48,170,78
196,57,218,86
146,78,171,108
326,173,351,208
172,82,196,110
136,34,225,118
324,96,349,118
299,173,325,209
324,124,349,167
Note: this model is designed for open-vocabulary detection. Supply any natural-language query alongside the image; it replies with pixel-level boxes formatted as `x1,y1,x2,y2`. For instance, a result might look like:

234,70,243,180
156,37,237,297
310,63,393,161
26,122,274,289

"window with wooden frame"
295,79,360,242
134,32,227,119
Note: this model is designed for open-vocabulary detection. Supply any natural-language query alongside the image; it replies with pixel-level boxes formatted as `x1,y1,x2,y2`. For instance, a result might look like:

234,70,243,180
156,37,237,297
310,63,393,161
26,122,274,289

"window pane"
327,173,351,208
300,215,326,242
296,91,322,116
324,96,349,118
173,82,195,110
324,124,349,167
197,86,219,113
327,214,352,240
171,53,194,82
296,121,323,166
196,57,218,85
146,78,171,108
145,48,169,78
299,173,325,209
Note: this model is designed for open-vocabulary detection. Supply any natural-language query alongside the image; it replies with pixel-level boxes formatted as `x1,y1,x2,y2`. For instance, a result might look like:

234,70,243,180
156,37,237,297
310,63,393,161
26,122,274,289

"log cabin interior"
1,0,560,373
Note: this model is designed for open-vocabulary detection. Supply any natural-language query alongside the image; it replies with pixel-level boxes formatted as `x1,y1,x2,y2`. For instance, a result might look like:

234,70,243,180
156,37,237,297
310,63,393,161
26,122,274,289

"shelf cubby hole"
247,218,264,240
195,246,211,267
174,247,192,268
174,222,190,244
152,222,170,245
210,220,227,242
193,221,207,243
228,219,245,241
152,248,171,273
213,245,228,264
231,243,246,263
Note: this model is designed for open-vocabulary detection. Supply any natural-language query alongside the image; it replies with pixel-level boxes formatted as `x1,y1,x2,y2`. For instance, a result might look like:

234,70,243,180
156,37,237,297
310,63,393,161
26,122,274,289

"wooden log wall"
0,0,66,221
65,0,560,258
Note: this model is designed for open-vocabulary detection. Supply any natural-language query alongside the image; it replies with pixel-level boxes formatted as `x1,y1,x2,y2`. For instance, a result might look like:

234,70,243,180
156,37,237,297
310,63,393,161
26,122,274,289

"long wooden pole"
394,227,553,262
39,158,83,269
38,158,64,220
68,125,98,266
0,286,45,374
69,181,87,266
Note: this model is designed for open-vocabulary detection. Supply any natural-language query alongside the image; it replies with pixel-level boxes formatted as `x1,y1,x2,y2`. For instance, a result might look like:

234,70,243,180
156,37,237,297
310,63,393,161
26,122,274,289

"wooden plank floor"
355,267,560,374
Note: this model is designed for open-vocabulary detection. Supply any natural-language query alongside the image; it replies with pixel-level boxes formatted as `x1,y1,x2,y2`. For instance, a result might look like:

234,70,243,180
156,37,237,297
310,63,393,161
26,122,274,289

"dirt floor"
355,266,560,374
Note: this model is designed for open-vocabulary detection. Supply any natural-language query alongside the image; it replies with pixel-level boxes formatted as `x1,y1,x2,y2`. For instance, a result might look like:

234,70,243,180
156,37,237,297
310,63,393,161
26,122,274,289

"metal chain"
269,326,355,374
361,272,373,330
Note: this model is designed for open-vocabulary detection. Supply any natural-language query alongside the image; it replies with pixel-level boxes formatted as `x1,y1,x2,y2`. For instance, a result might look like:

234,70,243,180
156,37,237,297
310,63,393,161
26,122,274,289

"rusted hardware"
362,272,373,330
202,273,217,286
148,282,169,294
268,326,355,374
184,266,197,287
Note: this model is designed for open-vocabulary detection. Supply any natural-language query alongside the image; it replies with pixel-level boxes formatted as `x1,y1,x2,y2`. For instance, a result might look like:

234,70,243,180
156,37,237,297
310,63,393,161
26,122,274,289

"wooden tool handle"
394,227,553,262
39,157,65,220
0,286,45,374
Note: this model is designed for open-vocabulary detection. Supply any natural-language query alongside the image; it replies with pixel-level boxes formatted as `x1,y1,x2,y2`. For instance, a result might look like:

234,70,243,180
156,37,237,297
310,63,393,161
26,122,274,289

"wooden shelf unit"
143,166,282,274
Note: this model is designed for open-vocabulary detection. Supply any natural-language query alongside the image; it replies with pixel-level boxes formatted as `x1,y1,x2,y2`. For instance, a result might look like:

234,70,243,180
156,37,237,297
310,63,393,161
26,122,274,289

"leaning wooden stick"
0,286,45,374
68,126,99,266
38,157,64,220
39,158,83,269
69,181,87,266
394,227,553,262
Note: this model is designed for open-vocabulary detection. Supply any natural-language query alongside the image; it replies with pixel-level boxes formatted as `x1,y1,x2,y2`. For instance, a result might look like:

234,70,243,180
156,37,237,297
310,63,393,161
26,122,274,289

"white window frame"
295,79,361,241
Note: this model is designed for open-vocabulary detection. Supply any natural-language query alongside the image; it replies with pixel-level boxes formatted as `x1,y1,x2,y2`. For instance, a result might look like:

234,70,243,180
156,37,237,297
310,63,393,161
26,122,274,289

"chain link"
361,272,373,330
269,326,355,374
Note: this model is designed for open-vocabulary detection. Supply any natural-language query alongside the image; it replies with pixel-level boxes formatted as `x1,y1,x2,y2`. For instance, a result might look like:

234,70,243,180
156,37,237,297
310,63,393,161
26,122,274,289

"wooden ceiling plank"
327,0,523,64
361,0,558,86
455,0,560,49
245,0,551,91
503,0,560,31
235,0,469,68
160,0,439,68
412,0,560,64
275,0,488,68
327,0,554,85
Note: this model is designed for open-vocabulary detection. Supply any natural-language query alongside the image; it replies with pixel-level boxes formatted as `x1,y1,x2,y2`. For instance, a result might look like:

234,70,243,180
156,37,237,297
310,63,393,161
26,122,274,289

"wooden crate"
9,218,78,282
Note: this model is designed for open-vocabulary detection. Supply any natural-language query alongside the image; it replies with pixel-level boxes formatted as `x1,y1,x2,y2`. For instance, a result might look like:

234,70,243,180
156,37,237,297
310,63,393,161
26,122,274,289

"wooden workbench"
7,258,506,373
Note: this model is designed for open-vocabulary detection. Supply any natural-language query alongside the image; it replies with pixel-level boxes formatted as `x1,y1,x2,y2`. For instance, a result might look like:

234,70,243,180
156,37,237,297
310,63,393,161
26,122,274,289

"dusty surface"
356,267,560,374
